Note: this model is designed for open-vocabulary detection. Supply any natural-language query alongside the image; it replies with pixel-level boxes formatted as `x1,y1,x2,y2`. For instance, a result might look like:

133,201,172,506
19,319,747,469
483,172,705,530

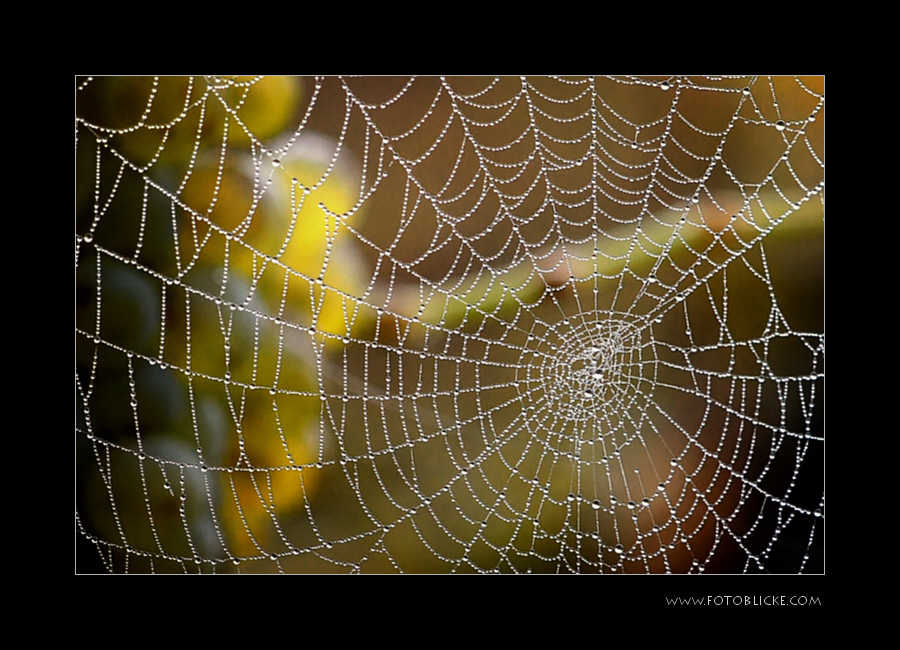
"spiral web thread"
75,76,824,574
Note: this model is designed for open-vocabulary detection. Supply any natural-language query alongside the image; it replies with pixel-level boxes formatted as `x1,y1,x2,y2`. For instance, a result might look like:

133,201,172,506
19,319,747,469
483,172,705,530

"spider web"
75,76,824,574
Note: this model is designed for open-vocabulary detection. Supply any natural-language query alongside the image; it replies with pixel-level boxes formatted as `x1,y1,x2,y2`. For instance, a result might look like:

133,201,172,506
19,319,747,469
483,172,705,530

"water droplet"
775,120,786,132
742,87,751,96
627,500,636,510
660,81,670,91
813,508,823,517
591,499,601,510
614,544,624,554
567,493,576,502
272,158,281,167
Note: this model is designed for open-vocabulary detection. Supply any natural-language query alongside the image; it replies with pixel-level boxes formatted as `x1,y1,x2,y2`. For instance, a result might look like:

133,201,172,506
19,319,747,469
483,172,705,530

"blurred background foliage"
76,76,823,573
